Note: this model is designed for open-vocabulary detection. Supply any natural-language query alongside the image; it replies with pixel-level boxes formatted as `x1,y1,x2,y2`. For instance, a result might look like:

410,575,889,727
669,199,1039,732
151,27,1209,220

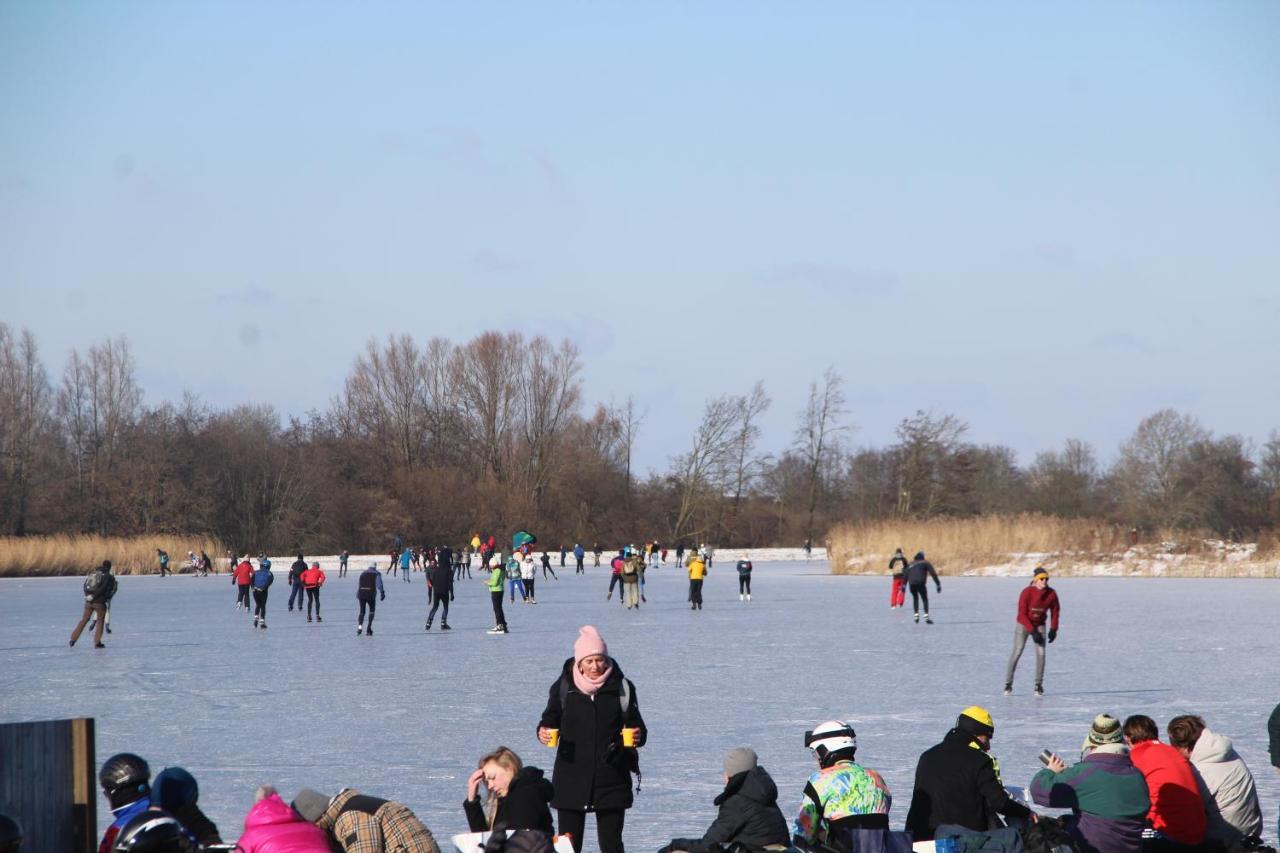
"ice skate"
366,626,373,636
316,615,321,622
95,642,106,648
746,594,751,601
307,615,312,622
487,626,505,635
925,614,933,624
259,621,267,629
357,624,363,635
253,616,260,627
914,612,920,623
1034,683,1044,696
425,618,433,631
1003,683,1012,696
441,622,451,630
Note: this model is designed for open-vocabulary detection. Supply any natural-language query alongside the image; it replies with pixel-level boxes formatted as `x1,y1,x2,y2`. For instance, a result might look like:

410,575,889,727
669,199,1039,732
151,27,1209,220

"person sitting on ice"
1030,714,1150,853
153,766,221,846
464,746,554,836
1166,714,1263,845
793,720,892,851
97,752,154,853
292,786,440,852
236,785,330,852
1121,714,1206,851
661,746,789,853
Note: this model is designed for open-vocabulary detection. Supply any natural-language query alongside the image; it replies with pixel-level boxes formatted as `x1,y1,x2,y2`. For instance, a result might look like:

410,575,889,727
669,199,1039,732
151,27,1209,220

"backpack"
84,571,109,601
1019,817,1078,853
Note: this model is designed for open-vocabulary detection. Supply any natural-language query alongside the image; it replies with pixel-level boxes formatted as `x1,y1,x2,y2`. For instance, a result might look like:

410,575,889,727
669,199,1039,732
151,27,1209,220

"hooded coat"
1186,729,1263,842
537,657,647,812
236,793,332,853
464,766,555,834
668,765,790,852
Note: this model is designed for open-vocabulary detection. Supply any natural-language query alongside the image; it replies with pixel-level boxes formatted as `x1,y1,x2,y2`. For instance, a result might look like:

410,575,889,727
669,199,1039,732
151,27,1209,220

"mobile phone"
1038,749,1055,765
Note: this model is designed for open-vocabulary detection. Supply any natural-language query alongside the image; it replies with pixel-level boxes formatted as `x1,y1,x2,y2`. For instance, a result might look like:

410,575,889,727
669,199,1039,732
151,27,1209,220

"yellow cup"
546,729,560,747
621,727,639,747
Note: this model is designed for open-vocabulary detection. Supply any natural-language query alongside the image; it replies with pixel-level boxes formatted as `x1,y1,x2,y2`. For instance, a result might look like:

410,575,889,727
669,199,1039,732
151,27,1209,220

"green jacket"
487,565,505,592
1268,702,1280,768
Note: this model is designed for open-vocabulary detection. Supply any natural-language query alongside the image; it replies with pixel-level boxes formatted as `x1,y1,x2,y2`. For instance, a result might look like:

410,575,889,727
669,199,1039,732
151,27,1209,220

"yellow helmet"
958,705,995,737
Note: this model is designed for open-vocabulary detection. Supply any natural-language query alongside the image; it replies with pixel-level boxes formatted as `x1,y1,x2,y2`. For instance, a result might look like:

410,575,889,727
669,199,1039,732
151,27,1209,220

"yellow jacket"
687,557,706,580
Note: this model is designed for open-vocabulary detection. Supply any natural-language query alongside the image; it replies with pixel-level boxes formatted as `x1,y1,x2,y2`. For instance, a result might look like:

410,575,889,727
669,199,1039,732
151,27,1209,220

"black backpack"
84,570,109,601
1020,817,1079,853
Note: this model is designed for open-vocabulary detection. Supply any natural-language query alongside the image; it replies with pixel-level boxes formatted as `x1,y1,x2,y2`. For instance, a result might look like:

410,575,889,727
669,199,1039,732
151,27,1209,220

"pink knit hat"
573,625,607,664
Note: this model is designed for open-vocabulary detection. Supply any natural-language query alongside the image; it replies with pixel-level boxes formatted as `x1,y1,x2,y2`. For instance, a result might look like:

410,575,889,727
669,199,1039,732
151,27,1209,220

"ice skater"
736,555,753,601
338,549,349,578
288,554,307,612
541,550,559,580
399,547,412,582
574,543,585,574
905,551,941,624
522,550,538,603
687,549,707,610
606,551,625,602
1004,567,1059,696
507,552,527,603
233,554,253,611
426,546,453,630
71,560,116,648
251,558,274,628
356,562,385,636
487,555,509,634
157,548,171,577
302,561,325,622
889,548,908,609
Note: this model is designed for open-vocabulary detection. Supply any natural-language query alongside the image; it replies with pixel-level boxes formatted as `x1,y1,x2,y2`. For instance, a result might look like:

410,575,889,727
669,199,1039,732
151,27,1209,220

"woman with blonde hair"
464,746,554,835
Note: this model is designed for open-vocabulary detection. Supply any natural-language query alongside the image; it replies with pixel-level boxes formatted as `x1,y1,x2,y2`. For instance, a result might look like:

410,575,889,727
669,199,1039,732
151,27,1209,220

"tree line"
1,323,1277,553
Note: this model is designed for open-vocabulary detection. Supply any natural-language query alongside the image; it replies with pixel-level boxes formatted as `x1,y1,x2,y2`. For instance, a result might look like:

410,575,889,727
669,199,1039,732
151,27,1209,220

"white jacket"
520,557,536,581
1189,728,1263,842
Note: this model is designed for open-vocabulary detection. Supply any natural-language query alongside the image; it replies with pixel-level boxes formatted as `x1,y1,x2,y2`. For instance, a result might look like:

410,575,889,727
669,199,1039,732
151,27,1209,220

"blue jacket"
252,567,274,589
574,545,585,560
99,796,152,853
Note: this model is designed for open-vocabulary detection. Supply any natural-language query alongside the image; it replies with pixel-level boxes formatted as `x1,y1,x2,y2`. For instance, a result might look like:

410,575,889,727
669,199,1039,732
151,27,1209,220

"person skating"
157,548,170,577
794,720,892,851
338,549,349,578
251,558,274,628
356,563,385,636
507,551,527,604
736,556,753,601
97,752,153,853
425,545,453,631
487,555,509,634
85,558,119,637
905,706,1031,840
888,548,908,609
302,561,326,622
687,550,707,610
232,554,253,611
542,550,559,580
1005,566,1060,696
399,547,412,582
521,551,538,603
660,747,789,853
605,550,625,602
71,559,116,649
559,544,567,568
621,548,641,610
574,543,586,574
537,625,647,853
288,554,307,613
198,549,213,576
591,542,602,568
905,551,940,623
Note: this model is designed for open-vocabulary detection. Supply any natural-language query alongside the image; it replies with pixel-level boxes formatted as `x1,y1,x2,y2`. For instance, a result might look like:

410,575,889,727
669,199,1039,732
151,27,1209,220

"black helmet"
100,753,150,807
112,810,197,852
0,813,23,851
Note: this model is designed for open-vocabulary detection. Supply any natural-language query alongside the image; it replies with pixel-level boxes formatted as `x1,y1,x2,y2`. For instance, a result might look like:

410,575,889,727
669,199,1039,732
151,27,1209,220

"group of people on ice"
33,618,1280,853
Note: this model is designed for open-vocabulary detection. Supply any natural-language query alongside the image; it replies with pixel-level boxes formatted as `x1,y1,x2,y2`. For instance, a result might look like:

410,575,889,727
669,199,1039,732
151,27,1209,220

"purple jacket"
1030,751,1149,853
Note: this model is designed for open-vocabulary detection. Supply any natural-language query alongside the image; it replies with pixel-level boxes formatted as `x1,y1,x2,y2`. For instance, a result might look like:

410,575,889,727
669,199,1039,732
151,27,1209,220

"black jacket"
172,802,221,845
432,551,454,595
905,728,1030,840
889,554,908,578
537,657,647,812
904,560,940,589
668,766,790,852
289,559,307,585
465,766,555,833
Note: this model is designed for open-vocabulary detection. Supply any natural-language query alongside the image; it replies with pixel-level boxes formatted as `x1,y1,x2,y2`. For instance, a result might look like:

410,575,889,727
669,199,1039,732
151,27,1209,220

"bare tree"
721,381,772,542
1111,409,1209,526
670,394,740,541
338,335,432,470
452,331,522,482
516,336,582,514
0,325,53,534
794,367,849,542
607,396,645,507
893,410,967,517
1027,438,1100,517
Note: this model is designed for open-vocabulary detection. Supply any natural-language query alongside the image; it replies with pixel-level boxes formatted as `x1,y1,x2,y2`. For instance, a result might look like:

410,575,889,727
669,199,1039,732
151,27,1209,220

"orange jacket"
301,566,326,589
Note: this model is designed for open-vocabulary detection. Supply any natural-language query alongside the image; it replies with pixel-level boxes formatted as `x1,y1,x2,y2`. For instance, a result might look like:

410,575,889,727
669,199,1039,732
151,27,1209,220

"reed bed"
828,514,1279,578
0,534,228,577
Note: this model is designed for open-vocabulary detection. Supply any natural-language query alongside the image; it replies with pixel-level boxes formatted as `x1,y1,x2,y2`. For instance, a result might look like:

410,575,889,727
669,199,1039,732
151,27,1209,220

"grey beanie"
291,788,330,823
724,746,758,777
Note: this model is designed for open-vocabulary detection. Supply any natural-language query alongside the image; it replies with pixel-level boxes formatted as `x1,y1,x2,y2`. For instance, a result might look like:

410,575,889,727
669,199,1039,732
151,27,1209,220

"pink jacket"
237,793,332,853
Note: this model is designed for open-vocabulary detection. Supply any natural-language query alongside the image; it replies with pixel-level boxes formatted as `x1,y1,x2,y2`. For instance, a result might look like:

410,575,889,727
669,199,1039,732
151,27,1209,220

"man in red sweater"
1123,714,1206,850
1004,566,1060,695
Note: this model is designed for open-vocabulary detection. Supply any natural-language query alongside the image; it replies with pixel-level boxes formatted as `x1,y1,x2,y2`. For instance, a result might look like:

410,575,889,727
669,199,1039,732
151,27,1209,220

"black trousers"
427,594,449,623
358,596,376,625
909,582,929,613
237,584,251,608
525,578,536,600
252,588,269,619
557,808,626,853
490,591,506,628
289,582,304,609
306,587,320,617
739,575,751,594
576,558,585,573
689,579,704,607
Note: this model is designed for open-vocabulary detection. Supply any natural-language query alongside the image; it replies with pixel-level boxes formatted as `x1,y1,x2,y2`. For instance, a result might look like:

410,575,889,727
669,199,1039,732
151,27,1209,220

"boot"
441,622,451,630
425,618,433,631
1034,683,1044,696
1003,683,1013,696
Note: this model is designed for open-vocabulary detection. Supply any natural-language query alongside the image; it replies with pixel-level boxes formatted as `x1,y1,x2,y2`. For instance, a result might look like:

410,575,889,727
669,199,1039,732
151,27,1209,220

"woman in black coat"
464,746,554,835
536,625,646,853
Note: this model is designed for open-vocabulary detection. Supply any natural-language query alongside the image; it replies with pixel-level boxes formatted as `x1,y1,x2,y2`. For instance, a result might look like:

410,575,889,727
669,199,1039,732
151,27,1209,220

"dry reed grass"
0,534,228,577
828,514,1278,578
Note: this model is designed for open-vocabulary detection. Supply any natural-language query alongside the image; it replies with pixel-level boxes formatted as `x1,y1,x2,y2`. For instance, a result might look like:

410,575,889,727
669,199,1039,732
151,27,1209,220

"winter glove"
1031,629,1045,646
450,590,455,602
380,592,385,601
1048,628,1057,643
935,584,942,593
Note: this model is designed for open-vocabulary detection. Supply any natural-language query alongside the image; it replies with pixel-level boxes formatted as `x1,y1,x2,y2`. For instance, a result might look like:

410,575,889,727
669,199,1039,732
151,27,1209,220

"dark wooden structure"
0,717,96,853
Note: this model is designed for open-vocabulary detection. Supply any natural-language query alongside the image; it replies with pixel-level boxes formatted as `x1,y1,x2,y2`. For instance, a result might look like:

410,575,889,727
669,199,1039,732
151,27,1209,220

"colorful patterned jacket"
793,760,891,848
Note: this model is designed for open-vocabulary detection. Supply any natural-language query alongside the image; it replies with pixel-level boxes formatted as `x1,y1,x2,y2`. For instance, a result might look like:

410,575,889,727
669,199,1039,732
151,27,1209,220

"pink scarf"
572,659,613,697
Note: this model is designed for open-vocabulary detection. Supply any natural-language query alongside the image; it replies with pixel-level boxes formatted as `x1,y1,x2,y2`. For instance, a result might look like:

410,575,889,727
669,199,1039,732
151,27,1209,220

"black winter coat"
464,766,555,833
432,553,454,596
538,657,647,812
904,560,940,588
289,559,307,585
905,729,1030,840
669,766,790,852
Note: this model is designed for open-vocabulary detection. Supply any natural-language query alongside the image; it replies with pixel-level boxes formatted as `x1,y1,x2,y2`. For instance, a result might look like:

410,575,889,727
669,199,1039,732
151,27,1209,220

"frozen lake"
2,561,1277,850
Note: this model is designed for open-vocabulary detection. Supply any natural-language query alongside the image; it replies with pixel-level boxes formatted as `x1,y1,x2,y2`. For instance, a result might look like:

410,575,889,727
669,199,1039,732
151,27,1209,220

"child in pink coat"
236,786,331,852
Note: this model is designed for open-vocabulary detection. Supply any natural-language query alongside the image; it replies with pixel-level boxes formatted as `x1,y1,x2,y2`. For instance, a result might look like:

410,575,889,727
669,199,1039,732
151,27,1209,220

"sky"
3,2,1278,474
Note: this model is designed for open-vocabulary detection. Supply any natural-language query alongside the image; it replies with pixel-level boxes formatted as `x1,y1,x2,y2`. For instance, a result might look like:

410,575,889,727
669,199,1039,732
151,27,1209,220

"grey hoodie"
1188,728,1262,842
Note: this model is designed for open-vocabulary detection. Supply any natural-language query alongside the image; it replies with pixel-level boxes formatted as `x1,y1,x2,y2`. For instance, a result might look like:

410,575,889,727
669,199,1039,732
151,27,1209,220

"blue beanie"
153,766,198,809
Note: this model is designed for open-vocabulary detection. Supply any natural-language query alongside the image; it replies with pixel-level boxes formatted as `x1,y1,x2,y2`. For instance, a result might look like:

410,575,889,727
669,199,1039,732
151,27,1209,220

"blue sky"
3,2,1278,473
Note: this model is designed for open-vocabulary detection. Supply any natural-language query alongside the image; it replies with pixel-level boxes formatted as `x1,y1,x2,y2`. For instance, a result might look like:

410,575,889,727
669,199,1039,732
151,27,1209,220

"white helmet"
805,720,858,764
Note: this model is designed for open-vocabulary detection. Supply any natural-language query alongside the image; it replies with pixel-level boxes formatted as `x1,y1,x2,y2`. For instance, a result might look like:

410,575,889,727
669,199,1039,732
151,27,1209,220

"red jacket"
233,560,253,585
1016,584,1060,632
1129,739,1206,845
301,567,326,589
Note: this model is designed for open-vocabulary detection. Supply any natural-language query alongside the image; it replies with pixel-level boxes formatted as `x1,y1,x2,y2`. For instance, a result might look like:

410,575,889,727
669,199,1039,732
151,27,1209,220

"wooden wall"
0,718,96,853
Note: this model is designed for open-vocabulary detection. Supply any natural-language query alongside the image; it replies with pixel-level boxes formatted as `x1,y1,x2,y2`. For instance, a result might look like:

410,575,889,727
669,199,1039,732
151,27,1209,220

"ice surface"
2,562,1277,850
